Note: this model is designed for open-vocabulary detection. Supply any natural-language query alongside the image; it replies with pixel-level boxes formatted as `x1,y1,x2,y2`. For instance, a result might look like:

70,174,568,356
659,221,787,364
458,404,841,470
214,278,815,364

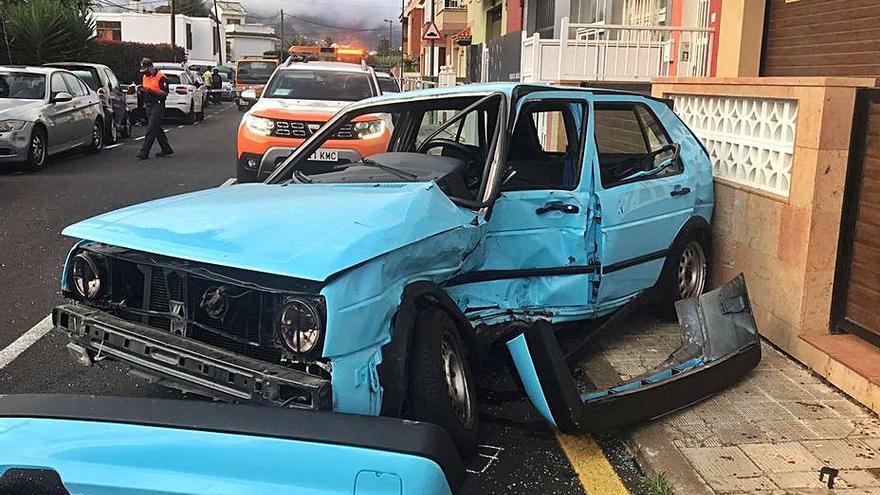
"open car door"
506,275,761,433
0,395,463,495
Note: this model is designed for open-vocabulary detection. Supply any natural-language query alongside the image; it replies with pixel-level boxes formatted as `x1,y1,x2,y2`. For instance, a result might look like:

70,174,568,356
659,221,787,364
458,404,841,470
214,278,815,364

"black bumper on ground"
53,304,331,410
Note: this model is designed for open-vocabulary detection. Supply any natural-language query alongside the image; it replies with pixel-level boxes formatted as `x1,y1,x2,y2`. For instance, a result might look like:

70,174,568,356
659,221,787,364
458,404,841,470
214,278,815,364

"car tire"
183,103,195,125
105,114,118,144
657,232,709,319
24,126,48,172
196,107,204,121
119,114,132,138
406,307,479,455
87,119,103,154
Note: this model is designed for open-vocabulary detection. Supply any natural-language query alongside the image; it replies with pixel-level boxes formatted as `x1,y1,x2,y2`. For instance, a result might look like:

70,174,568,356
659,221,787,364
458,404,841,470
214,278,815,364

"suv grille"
271,120,356,140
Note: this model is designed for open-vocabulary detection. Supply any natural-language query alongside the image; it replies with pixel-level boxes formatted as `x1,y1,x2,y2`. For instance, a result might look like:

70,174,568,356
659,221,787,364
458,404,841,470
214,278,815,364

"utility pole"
170,0,177,62
212,0,223,64
400,0,405,76
280,9,285,59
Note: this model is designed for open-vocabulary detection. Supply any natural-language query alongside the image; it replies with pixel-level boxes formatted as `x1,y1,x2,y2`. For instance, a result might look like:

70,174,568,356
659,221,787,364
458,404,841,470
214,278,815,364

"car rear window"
164,73,182,85
378,76,400,93
237,61,277,84
263,70,374,102
49,66,100,90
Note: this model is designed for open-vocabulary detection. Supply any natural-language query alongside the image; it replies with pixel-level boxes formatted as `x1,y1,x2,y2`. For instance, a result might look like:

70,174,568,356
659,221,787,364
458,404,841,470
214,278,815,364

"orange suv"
236,61,386,182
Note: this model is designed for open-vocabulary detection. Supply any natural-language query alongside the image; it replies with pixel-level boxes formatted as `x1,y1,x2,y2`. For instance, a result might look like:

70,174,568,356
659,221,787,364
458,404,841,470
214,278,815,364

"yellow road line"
556,432,630,495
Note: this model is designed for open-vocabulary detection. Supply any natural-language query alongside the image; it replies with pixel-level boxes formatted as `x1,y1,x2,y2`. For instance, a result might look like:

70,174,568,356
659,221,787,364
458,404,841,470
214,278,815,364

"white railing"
401,76,438,91
520,17,714,83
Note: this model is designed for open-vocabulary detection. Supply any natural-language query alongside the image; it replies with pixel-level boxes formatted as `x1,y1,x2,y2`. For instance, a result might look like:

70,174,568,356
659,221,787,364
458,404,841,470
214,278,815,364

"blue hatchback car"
54,83,760,460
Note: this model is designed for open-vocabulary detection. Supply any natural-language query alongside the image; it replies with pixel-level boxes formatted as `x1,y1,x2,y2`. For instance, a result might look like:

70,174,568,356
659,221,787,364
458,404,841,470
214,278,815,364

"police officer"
136,58,174,160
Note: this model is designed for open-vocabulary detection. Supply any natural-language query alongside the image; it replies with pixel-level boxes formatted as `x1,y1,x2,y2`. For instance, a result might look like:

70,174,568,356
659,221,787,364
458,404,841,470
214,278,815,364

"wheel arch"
378,281,481,417
652,215,711,294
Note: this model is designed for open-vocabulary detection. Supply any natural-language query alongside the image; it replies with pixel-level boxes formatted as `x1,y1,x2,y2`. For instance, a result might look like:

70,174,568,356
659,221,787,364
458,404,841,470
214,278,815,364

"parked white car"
158,69,204,124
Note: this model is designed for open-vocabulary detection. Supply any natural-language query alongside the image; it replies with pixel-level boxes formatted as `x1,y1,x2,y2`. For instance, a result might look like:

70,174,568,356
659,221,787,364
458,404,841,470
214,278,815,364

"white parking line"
134,136,145,141
177,125,184,128
105,143,124,149
0,315,52,369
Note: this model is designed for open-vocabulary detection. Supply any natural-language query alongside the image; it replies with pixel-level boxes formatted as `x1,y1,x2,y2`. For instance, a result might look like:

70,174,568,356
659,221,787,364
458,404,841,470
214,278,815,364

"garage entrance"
832,88,880,344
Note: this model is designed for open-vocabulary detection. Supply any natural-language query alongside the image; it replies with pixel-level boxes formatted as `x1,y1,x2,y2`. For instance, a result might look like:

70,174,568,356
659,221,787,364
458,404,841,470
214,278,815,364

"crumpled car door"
506,275,761,433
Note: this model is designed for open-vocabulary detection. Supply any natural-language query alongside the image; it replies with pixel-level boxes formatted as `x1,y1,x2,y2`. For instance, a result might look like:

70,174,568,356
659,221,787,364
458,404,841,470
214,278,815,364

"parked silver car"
0,66,104,171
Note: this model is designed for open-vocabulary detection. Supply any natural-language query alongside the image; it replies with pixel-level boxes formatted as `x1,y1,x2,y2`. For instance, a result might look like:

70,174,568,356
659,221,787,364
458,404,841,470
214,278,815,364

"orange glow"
335,48,365,56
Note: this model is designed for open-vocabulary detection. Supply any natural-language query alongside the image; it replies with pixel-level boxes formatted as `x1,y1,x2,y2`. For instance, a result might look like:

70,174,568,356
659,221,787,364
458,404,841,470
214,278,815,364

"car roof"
280,61,370,73
0,66,61,75
44,62,109,70
362,82,664,104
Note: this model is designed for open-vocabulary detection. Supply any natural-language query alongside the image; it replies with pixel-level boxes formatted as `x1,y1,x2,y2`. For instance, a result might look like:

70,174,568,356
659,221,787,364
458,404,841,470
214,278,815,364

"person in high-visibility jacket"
136,58,174,160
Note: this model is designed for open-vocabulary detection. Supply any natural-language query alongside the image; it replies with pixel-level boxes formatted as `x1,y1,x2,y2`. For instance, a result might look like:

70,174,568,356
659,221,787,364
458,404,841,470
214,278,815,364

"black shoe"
157,149,174,157
136,152,149,160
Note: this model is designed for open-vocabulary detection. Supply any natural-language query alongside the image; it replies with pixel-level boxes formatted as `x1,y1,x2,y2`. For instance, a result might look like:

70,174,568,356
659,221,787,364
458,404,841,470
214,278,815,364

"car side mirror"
52,91,73,103
241,89,257,101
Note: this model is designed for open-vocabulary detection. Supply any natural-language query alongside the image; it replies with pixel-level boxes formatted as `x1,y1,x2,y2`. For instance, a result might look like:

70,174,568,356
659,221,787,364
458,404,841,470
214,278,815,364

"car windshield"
54,66,100,90
263,69,374,101
269,93,504,207
378,76,400,93
237,61,277,84
0,72,46,99
164,73,182,85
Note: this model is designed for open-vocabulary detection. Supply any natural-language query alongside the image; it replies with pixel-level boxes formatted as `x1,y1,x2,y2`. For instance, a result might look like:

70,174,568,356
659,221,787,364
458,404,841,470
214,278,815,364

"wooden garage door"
762,0,880,77
834,90,880,340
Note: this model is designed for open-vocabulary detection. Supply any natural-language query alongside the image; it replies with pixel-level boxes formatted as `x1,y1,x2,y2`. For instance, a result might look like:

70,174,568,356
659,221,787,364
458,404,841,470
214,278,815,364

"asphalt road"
0,104,593,494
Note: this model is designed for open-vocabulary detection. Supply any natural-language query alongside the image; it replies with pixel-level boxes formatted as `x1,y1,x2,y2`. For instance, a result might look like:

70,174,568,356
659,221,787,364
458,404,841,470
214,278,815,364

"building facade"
93,11,220,63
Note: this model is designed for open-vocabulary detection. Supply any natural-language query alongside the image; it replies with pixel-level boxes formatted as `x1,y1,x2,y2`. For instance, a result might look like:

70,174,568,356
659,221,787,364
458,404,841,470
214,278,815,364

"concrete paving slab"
804,418,857,439
756,419,822,442
740,442,824,473
704,474,777,493
768,471,829,490
838,469,880,488
801,439,880,469
680,446,763,479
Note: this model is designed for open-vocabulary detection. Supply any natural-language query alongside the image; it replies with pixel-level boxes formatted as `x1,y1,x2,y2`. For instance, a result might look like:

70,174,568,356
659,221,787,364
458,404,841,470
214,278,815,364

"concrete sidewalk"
587,314,880,495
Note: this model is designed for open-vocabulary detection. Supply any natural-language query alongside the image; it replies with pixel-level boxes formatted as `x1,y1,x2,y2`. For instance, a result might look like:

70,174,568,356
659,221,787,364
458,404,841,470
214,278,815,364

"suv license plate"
309,150,338,162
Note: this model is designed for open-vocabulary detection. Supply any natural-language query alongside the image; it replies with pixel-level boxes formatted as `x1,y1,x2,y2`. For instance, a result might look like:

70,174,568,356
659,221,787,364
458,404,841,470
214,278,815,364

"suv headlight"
0,120,27,132
278,297,324,354
353,119,385,139
244,114,274,136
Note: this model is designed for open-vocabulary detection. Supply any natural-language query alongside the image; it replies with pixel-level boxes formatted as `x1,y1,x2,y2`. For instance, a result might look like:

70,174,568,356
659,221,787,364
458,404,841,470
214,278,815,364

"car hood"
251,98,348,119
0,99,43,119
63,182,478,282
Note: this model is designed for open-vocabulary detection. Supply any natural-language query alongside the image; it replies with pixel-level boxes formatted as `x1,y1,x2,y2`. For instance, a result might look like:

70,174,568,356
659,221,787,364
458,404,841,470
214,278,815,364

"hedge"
84,40,185,84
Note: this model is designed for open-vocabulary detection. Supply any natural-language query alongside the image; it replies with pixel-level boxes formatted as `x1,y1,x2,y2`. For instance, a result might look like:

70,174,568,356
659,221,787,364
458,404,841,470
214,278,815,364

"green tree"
5,0,96,65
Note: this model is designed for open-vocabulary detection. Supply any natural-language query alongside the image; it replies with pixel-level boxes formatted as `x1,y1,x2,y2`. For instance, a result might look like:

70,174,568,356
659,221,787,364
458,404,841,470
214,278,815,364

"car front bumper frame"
53,304,332,410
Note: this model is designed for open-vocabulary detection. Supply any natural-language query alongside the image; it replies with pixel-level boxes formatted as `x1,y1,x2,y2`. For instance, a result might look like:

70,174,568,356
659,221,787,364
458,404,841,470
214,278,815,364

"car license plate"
309,150,338,162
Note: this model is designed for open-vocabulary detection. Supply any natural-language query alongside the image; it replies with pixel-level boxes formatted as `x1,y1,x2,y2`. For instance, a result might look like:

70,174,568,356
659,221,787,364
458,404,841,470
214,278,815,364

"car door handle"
536,201,580,215
670,186,691,197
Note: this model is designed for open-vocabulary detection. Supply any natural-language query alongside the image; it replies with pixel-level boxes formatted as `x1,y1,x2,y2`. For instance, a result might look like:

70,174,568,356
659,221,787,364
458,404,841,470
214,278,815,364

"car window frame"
104,68,119,92
502,98,588,193
50,72,70,99
60,72,88,97
593,99,684,190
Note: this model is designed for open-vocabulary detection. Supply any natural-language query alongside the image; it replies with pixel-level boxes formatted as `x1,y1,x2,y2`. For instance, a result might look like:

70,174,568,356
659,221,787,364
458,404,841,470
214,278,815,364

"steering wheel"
417,138,486,186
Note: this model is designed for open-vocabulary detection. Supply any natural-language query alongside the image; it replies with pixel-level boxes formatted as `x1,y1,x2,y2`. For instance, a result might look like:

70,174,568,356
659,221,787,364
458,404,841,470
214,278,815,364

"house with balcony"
520,0,720,87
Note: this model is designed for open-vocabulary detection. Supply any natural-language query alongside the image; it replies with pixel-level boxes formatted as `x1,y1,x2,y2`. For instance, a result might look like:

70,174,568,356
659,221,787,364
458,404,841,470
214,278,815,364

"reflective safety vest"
142,71,166,92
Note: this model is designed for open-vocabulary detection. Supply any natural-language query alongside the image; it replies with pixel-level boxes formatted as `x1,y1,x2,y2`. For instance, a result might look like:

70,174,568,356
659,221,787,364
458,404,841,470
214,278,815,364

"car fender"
379,281,481,417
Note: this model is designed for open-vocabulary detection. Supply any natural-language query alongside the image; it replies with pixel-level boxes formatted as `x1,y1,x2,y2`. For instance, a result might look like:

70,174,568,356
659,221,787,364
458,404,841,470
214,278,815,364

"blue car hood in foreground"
63,182,478,282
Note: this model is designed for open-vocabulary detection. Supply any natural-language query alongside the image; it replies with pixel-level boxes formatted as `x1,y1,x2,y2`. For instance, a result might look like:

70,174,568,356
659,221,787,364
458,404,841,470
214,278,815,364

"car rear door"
60,72,94,145
590,96,698,308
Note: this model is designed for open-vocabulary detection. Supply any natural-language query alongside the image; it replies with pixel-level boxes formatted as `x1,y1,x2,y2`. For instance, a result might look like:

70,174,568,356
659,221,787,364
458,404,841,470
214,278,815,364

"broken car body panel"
506,275,761,433
56,82,724,425
0,395,461,495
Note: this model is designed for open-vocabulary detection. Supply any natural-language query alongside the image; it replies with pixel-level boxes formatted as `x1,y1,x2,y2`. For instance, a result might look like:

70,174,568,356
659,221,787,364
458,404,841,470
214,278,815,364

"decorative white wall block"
670,94,798,197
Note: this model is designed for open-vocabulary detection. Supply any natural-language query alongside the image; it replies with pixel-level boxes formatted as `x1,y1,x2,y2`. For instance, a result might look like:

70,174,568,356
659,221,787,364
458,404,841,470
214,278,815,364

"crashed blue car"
52,83,760,465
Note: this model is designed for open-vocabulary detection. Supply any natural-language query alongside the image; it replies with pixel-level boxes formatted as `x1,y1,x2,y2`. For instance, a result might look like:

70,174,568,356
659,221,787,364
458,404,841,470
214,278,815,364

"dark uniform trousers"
140,102,171,155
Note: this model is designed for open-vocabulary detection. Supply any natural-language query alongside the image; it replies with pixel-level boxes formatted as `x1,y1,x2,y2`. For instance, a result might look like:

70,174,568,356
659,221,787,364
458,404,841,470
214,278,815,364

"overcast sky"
240,0,403,29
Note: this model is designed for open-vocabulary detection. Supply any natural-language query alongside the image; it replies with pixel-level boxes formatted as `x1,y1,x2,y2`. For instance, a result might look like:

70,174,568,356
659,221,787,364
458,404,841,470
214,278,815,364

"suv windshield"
52,66,100,90
0,73,46,99
263,69,374,101
237,61,277,84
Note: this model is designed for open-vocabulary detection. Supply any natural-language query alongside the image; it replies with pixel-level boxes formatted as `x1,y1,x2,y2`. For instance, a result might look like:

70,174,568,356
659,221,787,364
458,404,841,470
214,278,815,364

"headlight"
70,253,103,300
353,119,385,139
0,120,27,132
244,114,274,136
278,298,323,354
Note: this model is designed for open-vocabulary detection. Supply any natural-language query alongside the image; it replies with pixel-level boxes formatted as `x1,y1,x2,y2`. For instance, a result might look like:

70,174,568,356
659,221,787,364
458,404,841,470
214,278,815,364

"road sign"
422,21,441,41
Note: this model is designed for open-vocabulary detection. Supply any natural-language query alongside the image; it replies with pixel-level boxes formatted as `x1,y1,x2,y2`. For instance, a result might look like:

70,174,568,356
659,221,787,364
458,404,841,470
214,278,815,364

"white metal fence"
520,17,714,83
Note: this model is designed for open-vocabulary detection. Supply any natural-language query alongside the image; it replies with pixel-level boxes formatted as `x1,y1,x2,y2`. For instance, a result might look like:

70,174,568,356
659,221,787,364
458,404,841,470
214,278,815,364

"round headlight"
71,253,102,299
279,299,322,354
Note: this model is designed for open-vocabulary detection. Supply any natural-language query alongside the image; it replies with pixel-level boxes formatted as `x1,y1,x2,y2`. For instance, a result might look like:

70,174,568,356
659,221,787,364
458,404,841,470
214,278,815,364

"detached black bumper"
53,304,331,410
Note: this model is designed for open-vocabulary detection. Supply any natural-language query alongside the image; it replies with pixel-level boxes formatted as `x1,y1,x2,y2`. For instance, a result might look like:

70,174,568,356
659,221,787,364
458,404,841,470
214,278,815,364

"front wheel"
105,113,118,144
24,126,48,171
183,103,195,124
406,307,479,455
119,114,132,138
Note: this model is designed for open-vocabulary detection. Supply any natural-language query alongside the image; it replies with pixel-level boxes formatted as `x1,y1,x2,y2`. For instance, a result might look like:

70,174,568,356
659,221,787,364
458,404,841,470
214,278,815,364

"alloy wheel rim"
678,240,706,299
441,334,474,427
31,133,45,166
92,123,102,148
109,120,117,141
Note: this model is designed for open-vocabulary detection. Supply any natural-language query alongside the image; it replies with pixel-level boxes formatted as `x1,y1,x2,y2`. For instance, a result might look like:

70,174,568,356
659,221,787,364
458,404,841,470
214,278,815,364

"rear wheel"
658,233,708,318
119,114,132,138
87,119,103,153
105,113,118,144
406,307,479,455
183,103,195,124
24,126,48,171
